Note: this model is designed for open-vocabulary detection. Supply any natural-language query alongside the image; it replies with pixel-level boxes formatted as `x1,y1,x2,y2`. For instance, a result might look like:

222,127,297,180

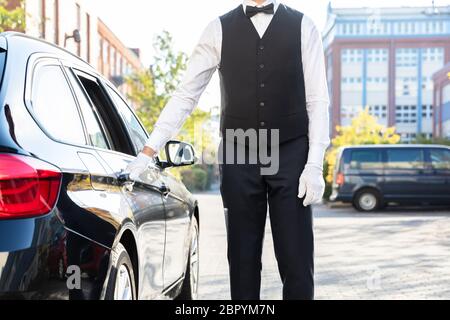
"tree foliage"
126,31,187,130
0,0,25,33
412,134,450,146
125,31,214,184
125,31,210,147
325,108,401,184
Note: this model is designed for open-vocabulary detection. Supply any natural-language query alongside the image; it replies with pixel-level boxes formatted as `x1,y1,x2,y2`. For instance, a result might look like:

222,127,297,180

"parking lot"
197,192,450,300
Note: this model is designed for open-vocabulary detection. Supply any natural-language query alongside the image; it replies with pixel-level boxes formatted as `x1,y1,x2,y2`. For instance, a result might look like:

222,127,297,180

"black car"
0,32,200,300
330,145,450,212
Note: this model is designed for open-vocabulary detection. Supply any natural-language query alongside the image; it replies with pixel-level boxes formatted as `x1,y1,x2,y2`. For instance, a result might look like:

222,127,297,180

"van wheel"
353,189,382,212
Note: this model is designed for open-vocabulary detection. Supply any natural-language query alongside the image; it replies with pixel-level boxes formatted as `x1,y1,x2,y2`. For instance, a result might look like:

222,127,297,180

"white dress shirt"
146,0,331,167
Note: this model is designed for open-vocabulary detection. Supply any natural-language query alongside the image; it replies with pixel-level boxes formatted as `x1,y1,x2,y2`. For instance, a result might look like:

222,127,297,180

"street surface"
196,192,450,300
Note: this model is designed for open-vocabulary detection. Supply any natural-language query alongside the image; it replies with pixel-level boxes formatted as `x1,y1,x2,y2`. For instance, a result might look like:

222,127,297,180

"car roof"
0,31,122,96
340,144,450,150
1,32,96,72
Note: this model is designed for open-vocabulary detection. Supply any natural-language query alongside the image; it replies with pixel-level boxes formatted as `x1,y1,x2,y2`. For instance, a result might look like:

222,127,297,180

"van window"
386,149,425,169
350,150,382,170
430,149,450,170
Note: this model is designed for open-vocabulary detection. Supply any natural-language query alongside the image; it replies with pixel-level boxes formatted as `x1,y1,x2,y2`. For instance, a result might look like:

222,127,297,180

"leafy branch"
0,0,25,33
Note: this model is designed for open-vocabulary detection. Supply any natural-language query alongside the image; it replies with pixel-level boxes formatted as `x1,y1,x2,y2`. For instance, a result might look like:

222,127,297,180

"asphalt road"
196,192,450,300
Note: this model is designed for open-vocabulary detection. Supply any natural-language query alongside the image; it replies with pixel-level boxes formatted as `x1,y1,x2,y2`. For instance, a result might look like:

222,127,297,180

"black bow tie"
245,3,275,18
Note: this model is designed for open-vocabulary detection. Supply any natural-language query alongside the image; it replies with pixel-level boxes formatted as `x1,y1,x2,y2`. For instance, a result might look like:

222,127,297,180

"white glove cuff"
137,152,154,162
305,163,324,172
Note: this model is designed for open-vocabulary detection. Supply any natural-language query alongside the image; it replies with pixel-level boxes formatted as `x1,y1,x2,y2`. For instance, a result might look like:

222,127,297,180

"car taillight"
336,172,345,186
0,154,61,220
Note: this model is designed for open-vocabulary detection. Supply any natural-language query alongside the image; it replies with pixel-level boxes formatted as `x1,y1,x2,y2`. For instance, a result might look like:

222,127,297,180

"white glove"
298,164,325,207
126,153,156,181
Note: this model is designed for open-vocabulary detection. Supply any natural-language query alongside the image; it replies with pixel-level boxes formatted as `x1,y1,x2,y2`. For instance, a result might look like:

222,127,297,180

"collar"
242,0,279,13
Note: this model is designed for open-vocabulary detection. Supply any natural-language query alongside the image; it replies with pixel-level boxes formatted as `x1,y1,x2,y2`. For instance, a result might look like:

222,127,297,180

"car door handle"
159,185,171,196
117,173,131,186
118,172,169,195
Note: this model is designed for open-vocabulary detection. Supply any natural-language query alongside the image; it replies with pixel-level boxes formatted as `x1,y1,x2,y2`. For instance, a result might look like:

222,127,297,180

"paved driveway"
196,192,450,300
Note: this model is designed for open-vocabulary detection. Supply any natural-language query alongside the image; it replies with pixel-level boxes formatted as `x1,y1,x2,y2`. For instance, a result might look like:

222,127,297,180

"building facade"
5,0,142,93
323,5,450,141
433,63,450,139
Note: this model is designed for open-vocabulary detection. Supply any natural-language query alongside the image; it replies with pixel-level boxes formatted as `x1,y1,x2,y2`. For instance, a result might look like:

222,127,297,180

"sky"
90,0,450,110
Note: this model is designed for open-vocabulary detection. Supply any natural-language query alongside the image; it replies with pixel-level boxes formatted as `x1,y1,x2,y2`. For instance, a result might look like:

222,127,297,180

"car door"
24,58,121,299
105,84,191,288
383,148,430,200
159,171,192,287
428,148,450,201
65,66,166,299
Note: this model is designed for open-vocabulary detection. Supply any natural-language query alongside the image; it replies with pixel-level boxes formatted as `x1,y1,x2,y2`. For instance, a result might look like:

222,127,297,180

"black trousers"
220,136,314,300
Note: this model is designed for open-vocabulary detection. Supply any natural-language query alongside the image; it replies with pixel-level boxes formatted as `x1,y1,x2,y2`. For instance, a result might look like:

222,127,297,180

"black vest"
219,4,309,145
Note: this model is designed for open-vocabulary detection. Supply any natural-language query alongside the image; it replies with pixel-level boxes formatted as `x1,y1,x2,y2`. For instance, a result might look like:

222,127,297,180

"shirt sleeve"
301,15,331,169
146,18,222,152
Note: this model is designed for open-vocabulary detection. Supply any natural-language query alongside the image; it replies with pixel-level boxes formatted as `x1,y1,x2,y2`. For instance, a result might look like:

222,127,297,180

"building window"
103,41,108,66
116,54,121,76
53,0,59,44
113,50,117,75
86,13,91,63
38,0,46,39
110,48,114,75
99,39,104,73
105,42,111,77
76,3,81,56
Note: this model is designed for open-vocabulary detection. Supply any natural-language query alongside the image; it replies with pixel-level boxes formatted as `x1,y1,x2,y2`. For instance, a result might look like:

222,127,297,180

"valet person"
127,0,330,300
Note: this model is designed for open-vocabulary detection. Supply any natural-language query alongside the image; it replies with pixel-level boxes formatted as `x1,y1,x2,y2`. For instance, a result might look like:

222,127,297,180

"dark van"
330,145,450,212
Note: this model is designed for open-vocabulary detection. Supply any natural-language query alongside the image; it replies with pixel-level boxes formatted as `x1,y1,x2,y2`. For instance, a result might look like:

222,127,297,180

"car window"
386,148,425,169
65,68,109,150
72,71,135,156
106,86,148,153
0,48,6,90
430,149,450,170
31,64,86,145
350,149,382,170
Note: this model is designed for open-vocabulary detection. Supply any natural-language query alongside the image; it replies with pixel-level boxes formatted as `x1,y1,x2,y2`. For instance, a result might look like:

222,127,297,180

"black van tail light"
0,154,62,220
336,172,345,186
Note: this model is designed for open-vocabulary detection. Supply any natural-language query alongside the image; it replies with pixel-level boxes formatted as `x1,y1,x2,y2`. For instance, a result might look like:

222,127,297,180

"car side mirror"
163,141,197,168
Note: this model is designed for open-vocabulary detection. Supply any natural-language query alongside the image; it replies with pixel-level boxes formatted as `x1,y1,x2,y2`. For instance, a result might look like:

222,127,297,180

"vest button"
259,102,265,107
260,121,267,127
259,64,265,69
259,45,265,50
260,83,265,88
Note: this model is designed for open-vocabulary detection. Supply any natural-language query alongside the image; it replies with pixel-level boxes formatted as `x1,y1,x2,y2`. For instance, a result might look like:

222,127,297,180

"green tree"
126,31,214,187
325,108,401,185
0,0,25,32
181,167,208,192
412,134,450,146
126,31,210,147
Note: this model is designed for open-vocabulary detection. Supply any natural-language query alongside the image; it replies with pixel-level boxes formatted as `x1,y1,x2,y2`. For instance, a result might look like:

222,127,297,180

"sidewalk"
196,193,450,300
